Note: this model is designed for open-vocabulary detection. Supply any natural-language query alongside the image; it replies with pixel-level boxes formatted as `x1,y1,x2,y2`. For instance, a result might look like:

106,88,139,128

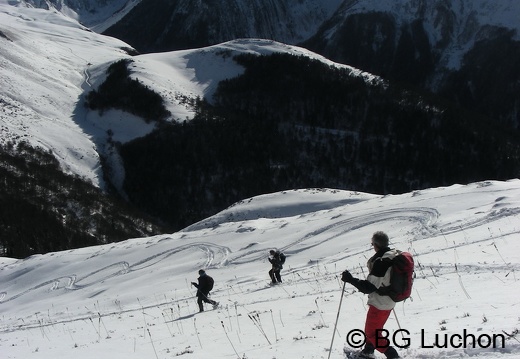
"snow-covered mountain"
0,0,363,187
9,0,520,127
54,0,518,127
2,0,519,257
1,180,520,358
10,0,139,31
0,1,129,185
303,0,520,127
307,0,520,78
1,3,520,357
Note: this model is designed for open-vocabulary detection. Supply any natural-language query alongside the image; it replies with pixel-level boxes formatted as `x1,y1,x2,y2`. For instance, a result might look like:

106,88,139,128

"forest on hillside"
117,54,520,231
0,141,164,258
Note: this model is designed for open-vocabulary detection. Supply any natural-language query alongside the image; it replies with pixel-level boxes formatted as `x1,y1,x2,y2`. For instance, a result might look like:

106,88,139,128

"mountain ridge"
303,0,520,127
1,0,519,257
102,0,342,53
15,0,520,126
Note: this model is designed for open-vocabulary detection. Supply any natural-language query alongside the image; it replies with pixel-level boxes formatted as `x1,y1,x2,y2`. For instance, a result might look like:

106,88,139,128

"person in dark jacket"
191,269,218,312
268,249,284,284
341,231,401,359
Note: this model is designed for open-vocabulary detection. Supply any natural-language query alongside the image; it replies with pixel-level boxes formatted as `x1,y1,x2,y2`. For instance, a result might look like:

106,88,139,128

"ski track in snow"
2,195,517,308
0,242,230,305
2,201,516,317
224,207,440,267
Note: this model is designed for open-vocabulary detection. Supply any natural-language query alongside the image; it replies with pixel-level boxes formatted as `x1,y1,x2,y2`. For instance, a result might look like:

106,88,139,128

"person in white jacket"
341,231,401,359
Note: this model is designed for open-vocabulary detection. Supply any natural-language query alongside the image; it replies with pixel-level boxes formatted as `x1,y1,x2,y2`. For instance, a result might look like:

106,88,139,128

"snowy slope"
0,1,135,185
11,0,141,31
127,38,378,116
1,180,520,358
0,1,376,188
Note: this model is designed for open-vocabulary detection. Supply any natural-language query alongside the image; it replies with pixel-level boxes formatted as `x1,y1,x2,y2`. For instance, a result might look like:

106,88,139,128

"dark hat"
198,269,205,275
372,231,389,248
269,250,275,255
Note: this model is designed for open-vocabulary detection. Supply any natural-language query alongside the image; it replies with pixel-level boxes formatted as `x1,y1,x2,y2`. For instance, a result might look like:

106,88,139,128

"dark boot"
384,346,400,359
359,343,375,358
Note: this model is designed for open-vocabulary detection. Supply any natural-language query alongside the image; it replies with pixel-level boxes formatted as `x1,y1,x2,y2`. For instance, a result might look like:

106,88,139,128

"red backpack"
377,251,414,302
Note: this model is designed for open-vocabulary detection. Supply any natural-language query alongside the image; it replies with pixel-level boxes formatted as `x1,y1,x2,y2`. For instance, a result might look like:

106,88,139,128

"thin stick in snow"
429,266,440,285
414,288,423,301
88,317,101,341
221,321,240,359
315,298,327,327
313,272,324,296
455,263,471,299
442,231,471,299
176,305,184,334
491,234,516,281
296,272,316,291
147,328,159,359
502,330,520,344
162,313,174,337
270,309,278,342
235,303,241,334
37,319,49,341
138,298,148,337
392,308,404,340
358,263,366,277
248,313,271,345
194,317,202,348
459,225,469,244
97,312,111,339
227,304,232,330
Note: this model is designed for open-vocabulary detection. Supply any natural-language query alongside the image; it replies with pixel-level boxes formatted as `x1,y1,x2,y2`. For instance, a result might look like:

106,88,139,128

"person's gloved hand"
341,270,354,283
191,282,197,286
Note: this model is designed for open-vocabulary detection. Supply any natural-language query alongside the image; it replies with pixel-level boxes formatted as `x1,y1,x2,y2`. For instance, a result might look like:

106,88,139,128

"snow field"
1,181,520,358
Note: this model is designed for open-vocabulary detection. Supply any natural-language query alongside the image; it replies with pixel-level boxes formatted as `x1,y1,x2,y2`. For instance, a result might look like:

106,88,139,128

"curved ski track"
0,242,230,304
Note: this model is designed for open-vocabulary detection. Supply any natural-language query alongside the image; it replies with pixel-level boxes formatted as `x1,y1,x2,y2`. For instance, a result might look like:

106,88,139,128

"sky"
1,180,520,359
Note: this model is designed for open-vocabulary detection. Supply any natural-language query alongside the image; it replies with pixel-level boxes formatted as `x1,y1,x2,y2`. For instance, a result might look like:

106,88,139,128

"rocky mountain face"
103,0,342,52
104,0,520,128
302,0,520,128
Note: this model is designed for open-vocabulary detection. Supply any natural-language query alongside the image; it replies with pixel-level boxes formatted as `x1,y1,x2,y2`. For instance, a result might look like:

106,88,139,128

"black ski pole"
327,281,346,359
